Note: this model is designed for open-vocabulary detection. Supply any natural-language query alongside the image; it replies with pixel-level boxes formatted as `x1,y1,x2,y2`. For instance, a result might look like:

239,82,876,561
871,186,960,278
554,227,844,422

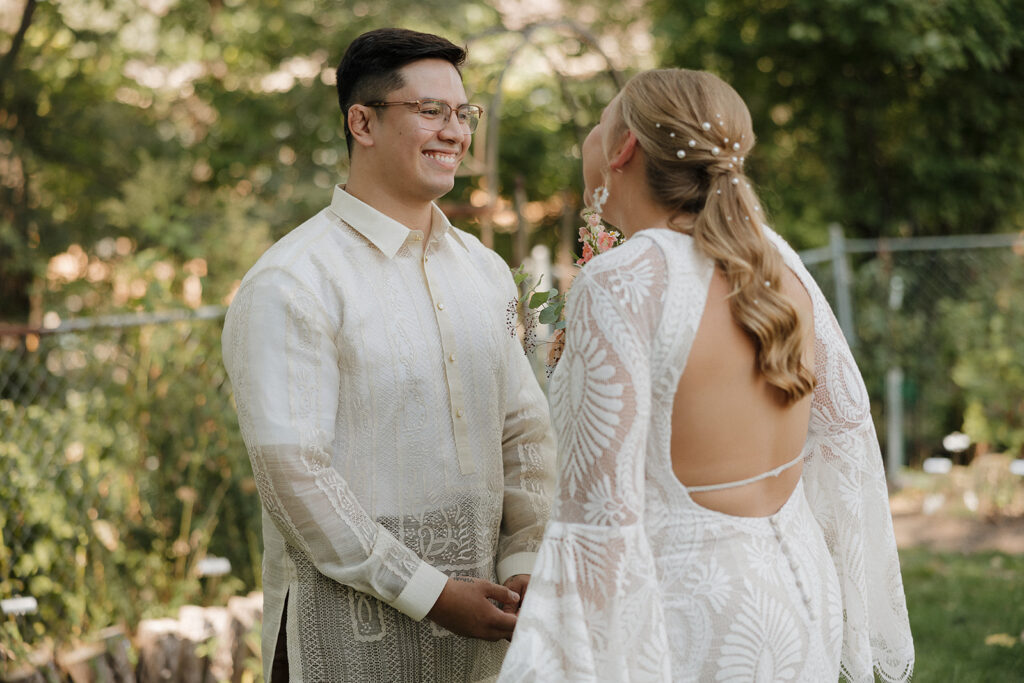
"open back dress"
498,228,914,682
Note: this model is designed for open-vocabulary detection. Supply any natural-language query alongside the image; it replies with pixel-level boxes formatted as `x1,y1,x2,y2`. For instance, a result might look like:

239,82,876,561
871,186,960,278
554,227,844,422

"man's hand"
501,574,530,614
426,576,519,641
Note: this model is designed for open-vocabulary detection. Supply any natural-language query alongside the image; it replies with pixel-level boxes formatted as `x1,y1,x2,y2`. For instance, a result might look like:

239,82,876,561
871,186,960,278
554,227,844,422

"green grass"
900,548,1024,681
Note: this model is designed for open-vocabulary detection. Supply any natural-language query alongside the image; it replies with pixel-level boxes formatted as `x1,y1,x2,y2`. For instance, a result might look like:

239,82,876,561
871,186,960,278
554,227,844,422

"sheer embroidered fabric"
498,229,913,682
222,187,555,682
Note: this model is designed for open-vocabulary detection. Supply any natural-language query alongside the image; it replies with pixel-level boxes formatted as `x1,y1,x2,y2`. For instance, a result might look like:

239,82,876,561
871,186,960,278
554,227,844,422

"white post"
885,274,905,482
886,366,905,481
829,223,857,348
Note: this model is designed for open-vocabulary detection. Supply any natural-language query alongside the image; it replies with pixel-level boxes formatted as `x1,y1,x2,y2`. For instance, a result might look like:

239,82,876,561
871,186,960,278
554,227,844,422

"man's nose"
438,110,468,140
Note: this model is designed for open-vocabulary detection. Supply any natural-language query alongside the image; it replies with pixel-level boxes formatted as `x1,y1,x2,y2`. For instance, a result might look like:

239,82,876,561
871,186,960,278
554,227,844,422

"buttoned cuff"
389,561,449,622
496,552,538,584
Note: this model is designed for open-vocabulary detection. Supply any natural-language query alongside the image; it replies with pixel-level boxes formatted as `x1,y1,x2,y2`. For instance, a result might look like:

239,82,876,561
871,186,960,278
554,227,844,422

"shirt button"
456,408,464,418
449,353,455,362
436,302,445,310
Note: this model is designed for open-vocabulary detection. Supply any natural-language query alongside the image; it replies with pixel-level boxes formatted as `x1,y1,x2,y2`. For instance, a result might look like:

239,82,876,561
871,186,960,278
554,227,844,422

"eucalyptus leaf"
529,290,553,308
539,304,562,324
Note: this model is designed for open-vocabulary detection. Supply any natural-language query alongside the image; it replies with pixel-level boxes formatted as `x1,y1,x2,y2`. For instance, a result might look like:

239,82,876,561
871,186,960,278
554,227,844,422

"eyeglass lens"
418,101,481,133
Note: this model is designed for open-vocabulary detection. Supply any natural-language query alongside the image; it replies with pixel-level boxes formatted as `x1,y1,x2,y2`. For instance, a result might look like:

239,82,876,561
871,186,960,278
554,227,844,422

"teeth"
424,152,456,162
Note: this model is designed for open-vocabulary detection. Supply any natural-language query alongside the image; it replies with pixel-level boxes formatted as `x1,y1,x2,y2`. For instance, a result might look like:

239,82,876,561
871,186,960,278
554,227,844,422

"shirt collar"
328,185,467,259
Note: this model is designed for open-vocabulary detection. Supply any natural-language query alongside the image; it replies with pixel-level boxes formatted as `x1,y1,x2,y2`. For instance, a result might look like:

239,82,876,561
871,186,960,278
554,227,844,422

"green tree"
649,0,1024,246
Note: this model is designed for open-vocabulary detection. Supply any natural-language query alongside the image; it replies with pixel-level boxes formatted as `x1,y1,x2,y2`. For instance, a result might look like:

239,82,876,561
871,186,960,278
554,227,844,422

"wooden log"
134,619,182,683
97,627,135,683
175,606,211,683
56,642,114,682
227,593,263,683
201,607,233,683
0,645,60,683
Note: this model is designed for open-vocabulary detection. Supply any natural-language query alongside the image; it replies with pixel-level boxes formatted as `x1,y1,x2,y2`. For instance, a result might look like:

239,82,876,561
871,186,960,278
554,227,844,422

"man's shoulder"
448,224,507,271
240,209,339,285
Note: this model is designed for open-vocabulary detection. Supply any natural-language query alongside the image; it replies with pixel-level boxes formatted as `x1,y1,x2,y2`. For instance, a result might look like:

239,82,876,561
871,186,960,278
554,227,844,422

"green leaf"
511,265,529,286
539,302,563,324
529,290,553,308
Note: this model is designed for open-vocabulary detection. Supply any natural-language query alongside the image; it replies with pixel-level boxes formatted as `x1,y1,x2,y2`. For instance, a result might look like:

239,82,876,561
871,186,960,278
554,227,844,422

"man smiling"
221,28,555,682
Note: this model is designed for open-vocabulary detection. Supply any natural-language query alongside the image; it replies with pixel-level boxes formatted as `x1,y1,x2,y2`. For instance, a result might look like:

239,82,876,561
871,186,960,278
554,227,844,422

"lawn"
900,548,1024,681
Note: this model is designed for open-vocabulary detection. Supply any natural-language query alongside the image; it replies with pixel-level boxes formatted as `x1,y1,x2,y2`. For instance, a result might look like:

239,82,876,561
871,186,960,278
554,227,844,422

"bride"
498,69,914,681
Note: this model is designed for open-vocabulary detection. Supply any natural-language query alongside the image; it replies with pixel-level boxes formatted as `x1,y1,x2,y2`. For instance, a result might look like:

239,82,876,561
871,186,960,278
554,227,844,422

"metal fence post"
829,223,857,348
885,274,906,482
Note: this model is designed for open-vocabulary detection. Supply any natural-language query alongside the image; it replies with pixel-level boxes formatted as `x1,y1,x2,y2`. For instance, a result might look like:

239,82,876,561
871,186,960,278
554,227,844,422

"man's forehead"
396,60,464,86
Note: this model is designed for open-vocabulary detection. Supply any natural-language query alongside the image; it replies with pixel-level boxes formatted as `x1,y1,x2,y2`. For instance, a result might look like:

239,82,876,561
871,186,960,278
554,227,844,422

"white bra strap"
686,452,805,493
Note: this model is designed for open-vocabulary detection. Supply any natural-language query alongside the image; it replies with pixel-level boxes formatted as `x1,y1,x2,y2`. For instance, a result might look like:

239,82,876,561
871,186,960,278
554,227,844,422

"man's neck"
344,176,435,241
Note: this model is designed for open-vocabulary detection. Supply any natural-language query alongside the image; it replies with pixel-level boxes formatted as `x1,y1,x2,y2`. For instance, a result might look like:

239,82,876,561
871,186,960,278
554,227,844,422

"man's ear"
347,104,376,149
608,130,639,172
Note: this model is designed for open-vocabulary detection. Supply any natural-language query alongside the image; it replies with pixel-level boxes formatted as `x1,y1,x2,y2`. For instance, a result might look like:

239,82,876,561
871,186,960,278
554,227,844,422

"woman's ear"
608,130,638,172
347,104,375,149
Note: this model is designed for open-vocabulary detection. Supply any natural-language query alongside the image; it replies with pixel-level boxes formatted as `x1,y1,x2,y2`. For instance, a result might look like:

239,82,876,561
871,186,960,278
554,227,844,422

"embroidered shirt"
222,185,555,682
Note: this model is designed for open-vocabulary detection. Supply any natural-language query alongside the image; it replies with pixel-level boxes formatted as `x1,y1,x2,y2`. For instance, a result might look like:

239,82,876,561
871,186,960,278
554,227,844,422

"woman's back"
670,264,815,517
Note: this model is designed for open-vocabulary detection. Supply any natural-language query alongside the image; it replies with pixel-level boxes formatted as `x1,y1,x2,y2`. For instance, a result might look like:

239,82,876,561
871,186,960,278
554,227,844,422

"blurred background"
1,0,1022,680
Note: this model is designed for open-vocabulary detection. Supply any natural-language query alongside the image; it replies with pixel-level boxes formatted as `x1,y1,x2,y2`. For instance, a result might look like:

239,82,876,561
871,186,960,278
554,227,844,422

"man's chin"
424,177,457,200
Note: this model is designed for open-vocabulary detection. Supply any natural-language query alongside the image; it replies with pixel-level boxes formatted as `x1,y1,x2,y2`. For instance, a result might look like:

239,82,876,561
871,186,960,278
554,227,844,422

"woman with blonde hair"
498,69,914,681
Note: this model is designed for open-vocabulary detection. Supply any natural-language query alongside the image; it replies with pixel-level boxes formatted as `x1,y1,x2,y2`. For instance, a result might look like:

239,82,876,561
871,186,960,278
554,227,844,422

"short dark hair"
336,28,467,154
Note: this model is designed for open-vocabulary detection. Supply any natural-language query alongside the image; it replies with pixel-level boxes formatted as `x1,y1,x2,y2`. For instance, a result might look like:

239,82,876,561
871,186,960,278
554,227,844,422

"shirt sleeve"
222,268,447,621
499,239,673,681
495,260,557,583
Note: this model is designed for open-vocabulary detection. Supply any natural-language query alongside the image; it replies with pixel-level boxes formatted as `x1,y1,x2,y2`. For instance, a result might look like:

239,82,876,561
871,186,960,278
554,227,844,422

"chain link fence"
1,231,1022,651
1,308,259,652
801,229,1024,474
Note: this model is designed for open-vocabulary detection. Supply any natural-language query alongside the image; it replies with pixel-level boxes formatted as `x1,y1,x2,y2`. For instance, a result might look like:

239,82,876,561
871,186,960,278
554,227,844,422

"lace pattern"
499,229,913,682
222,188,555,682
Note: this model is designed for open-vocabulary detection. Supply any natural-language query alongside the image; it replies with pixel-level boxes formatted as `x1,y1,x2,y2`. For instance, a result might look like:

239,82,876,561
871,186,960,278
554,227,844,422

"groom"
222,28,555,682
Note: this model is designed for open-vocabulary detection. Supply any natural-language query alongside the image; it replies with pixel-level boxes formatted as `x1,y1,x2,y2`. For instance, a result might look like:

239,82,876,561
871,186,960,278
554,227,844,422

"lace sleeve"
496,262,557,582
766,229,915,682
499,238,672,682
222,269,448,621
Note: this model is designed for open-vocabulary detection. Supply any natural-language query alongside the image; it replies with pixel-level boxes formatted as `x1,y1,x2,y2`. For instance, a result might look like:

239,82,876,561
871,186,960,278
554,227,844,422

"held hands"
501,574,530,615
426,576,520,641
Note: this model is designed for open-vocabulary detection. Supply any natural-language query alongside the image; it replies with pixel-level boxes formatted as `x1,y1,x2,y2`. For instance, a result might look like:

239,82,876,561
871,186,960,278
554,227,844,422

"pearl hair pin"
676,150,686,158
702,122,711,131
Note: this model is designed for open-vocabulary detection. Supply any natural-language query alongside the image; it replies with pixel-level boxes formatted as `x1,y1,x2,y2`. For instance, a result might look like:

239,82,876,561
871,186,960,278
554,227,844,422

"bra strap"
686,452,805,493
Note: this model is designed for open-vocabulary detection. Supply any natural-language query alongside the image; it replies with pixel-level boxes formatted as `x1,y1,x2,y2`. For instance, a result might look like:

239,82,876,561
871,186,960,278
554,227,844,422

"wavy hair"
613,68,814,403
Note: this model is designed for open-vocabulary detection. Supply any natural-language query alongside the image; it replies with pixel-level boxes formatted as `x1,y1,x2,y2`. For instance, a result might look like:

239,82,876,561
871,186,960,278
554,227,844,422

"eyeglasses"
364,99,484,134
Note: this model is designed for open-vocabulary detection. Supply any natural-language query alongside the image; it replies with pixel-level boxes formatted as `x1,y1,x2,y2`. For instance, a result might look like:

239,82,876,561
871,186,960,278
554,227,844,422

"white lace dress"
498,229,914,682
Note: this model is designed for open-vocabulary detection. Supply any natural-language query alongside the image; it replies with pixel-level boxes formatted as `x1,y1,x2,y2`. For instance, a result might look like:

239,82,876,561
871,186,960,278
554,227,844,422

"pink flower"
586,212,602,228
596,231,615,252
579,227,591,242
580,243,595,263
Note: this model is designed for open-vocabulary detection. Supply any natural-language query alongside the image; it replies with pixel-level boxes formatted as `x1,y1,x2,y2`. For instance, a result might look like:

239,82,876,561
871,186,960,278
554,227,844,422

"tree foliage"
648,0,1024,245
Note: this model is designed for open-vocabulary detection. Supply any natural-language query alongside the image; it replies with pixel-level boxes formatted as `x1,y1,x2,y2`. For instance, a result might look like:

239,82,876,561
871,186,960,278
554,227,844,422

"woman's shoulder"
582,227,693,273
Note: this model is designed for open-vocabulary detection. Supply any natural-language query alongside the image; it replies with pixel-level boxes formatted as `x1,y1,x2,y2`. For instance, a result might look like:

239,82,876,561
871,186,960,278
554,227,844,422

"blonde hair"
614,68,814,403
